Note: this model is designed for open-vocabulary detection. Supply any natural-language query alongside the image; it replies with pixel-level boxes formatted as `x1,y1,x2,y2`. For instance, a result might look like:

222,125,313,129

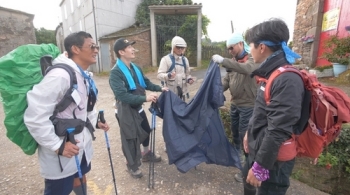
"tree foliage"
135,0,210,62
178,15,210,46
35,28,56,45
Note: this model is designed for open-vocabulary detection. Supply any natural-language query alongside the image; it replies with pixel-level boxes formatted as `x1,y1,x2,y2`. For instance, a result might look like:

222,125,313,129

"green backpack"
0,44,61,155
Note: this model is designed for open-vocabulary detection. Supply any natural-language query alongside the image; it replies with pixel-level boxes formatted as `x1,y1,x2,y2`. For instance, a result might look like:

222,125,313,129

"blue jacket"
156,61,242,173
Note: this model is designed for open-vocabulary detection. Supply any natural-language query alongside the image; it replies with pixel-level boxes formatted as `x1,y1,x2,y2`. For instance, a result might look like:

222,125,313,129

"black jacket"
248,52,305,169
156,61,242,173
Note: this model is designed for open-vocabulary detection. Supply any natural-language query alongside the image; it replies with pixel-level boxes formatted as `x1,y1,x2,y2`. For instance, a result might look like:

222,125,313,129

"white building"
58,0,142,72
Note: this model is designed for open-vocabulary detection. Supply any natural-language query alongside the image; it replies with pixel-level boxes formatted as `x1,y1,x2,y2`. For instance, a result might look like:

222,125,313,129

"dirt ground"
0,70,332,195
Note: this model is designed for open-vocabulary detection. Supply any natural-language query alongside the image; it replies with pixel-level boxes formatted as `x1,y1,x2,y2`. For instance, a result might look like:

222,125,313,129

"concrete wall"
95,0,142,38
55,23,64,52
59,0,142,72
0,7,36,57
59,0,141,40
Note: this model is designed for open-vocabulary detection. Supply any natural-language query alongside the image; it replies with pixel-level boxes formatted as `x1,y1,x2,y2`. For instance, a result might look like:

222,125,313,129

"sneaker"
142,151,162,162
129,168,143,178
234,172,243,183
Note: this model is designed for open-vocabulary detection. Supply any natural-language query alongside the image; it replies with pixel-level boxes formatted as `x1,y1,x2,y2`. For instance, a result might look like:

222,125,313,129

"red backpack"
257,65,350,160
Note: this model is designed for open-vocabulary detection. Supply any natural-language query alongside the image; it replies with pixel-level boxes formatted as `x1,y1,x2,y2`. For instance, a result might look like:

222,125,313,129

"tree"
35,28,56,45
135,0,210,62
178,15,210,46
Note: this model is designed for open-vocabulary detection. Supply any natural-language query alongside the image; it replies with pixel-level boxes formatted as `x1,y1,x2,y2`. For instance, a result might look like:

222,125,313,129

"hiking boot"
129,168,143,178
234,172,243,183
142,151,162,162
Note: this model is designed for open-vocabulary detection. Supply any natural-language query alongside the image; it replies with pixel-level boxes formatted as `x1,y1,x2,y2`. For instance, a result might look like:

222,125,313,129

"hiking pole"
99,110,118,195
67,128,86,195
148,103,157,189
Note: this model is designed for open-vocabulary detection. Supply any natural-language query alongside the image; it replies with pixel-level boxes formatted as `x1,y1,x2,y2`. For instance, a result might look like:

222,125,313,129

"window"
79,20,82,31
70,0,74,13
64,5,67,19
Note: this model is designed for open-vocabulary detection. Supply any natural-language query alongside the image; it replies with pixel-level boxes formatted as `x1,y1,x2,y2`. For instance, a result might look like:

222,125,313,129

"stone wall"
0,7,36,57
293,0,324,67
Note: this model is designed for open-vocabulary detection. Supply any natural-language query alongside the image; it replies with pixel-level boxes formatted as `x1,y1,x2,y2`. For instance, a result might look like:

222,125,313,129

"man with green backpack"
24,31,110,195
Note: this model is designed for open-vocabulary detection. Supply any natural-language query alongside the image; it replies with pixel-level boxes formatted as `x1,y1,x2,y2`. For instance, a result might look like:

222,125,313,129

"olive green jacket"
222,56,259,107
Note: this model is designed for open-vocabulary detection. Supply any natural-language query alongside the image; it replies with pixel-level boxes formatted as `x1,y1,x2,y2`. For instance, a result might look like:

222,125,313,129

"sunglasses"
227,43,240,51
79,44,100,51
176,46,185,50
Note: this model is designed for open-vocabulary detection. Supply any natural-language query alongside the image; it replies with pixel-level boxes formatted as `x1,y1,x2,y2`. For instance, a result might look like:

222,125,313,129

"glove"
212,54,224,64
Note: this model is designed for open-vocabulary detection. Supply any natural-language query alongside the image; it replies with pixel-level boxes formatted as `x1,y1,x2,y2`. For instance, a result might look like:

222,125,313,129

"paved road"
191,66,227,79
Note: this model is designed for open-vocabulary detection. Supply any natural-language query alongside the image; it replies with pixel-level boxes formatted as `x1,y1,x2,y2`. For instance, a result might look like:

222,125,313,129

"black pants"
44,153,91,195
230,105,253,150
243,157,295,195
115,110,151,147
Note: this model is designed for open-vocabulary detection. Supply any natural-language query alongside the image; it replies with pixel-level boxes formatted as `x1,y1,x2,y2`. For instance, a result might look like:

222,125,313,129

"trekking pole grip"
99,110,106,123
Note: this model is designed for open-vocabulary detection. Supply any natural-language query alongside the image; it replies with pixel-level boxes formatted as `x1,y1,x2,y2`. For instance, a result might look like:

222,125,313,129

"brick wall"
293,0,324,66
108,30,151,68
0,7,36,57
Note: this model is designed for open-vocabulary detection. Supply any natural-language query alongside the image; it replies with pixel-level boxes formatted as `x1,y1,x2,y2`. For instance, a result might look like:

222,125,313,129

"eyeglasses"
227,43,239,51
79,44,100,51
176,46,185,50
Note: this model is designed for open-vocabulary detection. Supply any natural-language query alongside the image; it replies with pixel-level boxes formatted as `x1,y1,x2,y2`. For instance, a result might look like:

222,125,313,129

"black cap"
113,38,136,53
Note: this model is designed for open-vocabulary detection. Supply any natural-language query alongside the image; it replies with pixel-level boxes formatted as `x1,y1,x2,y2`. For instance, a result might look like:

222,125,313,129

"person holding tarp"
212,32,259,183
109,38,168,178
24,31,110,195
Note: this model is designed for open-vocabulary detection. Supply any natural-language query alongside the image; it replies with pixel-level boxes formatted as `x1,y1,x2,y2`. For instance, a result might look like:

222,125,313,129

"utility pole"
231,20,234,33
92,0,101,73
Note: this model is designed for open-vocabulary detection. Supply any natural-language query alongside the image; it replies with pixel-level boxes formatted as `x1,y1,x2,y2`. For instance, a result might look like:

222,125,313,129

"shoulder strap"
45,63,78,116
167,54,187,73
168,54,176,73
262,65,310,134
263,65,304,105
182,56,187,73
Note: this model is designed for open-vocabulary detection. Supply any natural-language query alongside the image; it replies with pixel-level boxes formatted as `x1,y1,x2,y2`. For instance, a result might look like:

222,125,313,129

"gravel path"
0,70,331,195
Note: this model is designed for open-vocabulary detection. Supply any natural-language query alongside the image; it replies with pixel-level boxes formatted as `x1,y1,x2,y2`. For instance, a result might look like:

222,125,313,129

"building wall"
95,0,142,38
59,0,142,72
292,0,324,66
55,23,64,52
0,7,36,57
316,0,350,65
106,30,152,69
293,0,350,66
60,0,141,40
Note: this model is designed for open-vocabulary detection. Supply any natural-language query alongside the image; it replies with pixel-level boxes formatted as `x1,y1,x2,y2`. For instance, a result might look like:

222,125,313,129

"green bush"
219,108,233,145
322,125,350,179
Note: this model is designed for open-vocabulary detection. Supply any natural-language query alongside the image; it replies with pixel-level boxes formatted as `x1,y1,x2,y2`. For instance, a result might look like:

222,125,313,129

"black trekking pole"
99,110,118,195
67,128,86,195
148,103,157,189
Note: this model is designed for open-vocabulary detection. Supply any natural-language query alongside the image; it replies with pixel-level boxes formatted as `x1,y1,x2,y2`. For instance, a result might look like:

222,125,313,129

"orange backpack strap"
264,65,304,105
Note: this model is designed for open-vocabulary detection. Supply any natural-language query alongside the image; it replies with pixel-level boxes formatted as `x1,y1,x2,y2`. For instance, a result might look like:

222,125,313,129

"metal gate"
155,15,197,65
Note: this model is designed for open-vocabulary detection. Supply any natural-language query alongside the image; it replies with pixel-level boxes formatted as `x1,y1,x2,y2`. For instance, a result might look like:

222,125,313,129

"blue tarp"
156,61,242,173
